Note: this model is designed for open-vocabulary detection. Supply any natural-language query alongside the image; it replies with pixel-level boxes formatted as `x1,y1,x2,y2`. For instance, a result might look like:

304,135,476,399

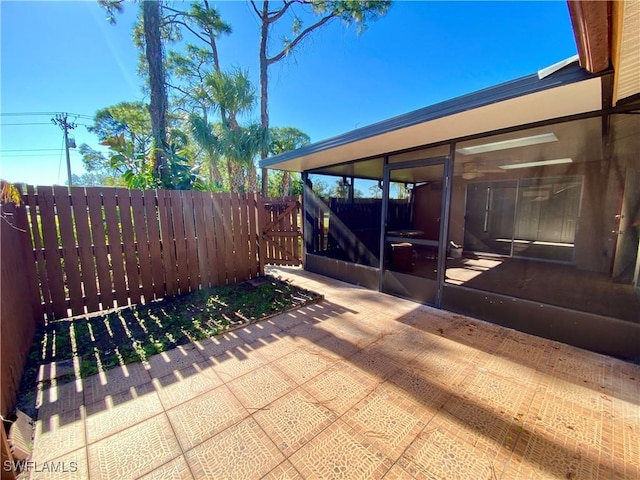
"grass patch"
17,275,320,412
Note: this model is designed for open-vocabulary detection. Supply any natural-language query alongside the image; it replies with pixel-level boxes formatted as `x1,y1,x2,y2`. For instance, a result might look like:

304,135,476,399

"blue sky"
0,1,577,186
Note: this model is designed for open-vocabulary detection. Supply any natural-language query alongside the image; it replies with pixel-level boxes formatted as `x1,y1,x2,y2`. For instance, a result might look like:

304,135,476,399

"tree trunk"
143,0,168,184
281,171,291,196
259,0,270,196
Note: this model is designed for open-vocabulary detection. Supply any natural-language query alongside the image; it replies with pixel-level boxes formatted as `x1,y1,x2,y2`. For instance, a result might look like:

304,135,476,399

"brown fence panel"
201,193,219,287
157,190,177,297
103,188,128,307
230,193,245,281
26,186,52,318
70,187,100,312
221,193,236,283
143,190,164,299
53,186,84,316
1,201,37,417
38,186,68,318
169,190,189,294
17,187,299,320
181,191,199,292
247,193,259,278
130,190,153,302
212,194,227,285
193,192,210,288
116,188,142,305
260,196,302,266
87,188,115,310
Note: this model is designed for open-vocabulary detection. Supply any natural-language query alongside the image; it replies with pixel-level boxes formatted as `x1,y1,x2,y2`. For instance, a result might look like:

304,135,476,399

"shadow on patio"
29,266,639,479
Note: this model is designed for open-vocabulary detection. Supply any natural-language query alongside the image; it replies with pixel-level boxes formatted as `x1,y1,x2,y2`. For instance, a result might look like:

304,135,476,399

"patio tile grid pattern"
26,266,640,480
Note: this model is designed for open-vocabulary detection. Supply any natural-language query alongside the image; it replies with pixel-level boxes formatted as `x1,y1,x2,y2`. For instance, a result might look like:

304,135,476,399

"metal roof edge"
260,62,598,168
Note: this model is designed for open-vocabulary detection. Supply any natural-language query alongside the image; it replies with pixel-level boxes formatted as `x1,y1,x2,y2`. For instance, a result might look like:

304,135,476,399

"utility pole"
52,113,77,186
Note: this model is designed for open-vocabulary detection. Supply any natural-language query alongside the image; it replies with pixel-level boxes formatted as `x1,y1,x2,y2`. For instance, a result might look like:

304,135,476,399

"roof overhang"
262,68,603,172
569,0,640,105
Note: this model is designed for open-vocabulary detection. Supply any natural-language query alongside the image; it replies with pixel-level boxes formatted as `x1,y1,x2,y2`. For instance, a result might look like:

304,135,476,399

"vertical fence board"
170,190,189,293
247,193,259,278
14,187,43,320
116,189,141,305
238,194,250,280
38,186,68,318
130,190,154,302
53,186,84,315
181,191,199,291
293,197,301,260
193,192,210,288
231,193,248,281
157,190,177,297
212,194,227,285
221,193,235,284
257,196,267,275
25,186,53,319
201,193,218,287
143,190,165,298
86,189,114,310
70,187,100,313
103,189,128,306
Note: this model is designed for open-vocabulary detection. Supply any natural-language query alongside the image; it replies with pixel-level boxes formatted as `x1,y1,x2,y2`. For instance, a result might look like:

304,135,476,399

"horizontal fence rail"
22,186,265,320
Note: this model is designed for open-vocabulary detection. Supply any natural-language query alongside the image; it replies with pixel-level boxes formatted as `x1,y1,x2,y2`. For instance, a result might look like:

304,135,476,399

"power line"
0,148,65,152
1,112,93,119
0,122,56,126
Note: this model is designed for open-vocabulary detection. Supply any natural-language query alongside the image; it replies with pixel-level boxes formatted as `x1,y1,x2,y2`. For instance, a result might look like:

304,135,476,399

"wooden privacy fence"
22,186,265,320
260,196,302,266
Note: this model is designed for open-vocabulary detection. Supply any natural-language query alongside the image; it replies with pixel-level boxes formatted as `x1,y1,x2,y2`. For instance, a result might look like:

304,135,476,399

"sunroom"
261,38,640,360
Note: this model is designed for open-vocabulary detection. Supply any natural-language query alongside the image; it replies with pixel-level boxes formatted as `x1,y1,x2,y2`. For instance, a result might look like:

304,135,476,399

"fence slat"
157,190,177,297
53,186,84,315
181,191,199,292
247,193,259,278
103,188,128,306
25,186,53,319
212,194,227,285
201,193,219,287
257,196,267,276
193,191,210,288
231,193,248,281
130,190,154,303
144,190,165,298
86,189,114,310
116,188,141,305
221,193,235,283
170,190,189,293
38,186,68,318
70,187,100,313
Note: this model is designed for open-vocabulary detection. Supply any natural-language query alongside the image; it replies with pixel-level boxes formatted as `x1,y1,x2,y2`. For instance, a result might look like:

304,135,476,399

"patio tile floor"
27,266,640,480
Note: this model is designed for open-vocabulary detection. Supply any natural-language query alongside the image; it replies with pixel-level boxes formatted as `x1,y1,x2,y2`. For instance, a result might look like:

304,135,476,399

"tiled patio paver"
27,266,640,479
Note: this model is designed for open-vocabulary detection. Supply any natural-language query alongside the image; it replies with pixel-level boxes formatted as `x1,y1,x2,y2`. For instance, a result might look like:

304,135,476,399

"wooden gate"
259,196,302,267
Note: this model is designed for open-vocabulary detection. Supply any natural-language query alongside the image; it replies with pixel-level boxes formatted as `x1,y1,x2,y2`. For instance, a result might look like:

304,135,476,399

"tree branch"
249,0,263,19
168,19,210,46
266,1,294,24
267,12,338,64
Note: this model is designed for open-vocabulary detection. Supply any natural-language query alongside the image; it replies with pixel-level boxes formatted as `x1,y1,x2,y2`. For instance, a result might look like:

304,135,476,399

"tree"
99,0,169,183
141,0,169,182
269,127,310,195
250,0,393,194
